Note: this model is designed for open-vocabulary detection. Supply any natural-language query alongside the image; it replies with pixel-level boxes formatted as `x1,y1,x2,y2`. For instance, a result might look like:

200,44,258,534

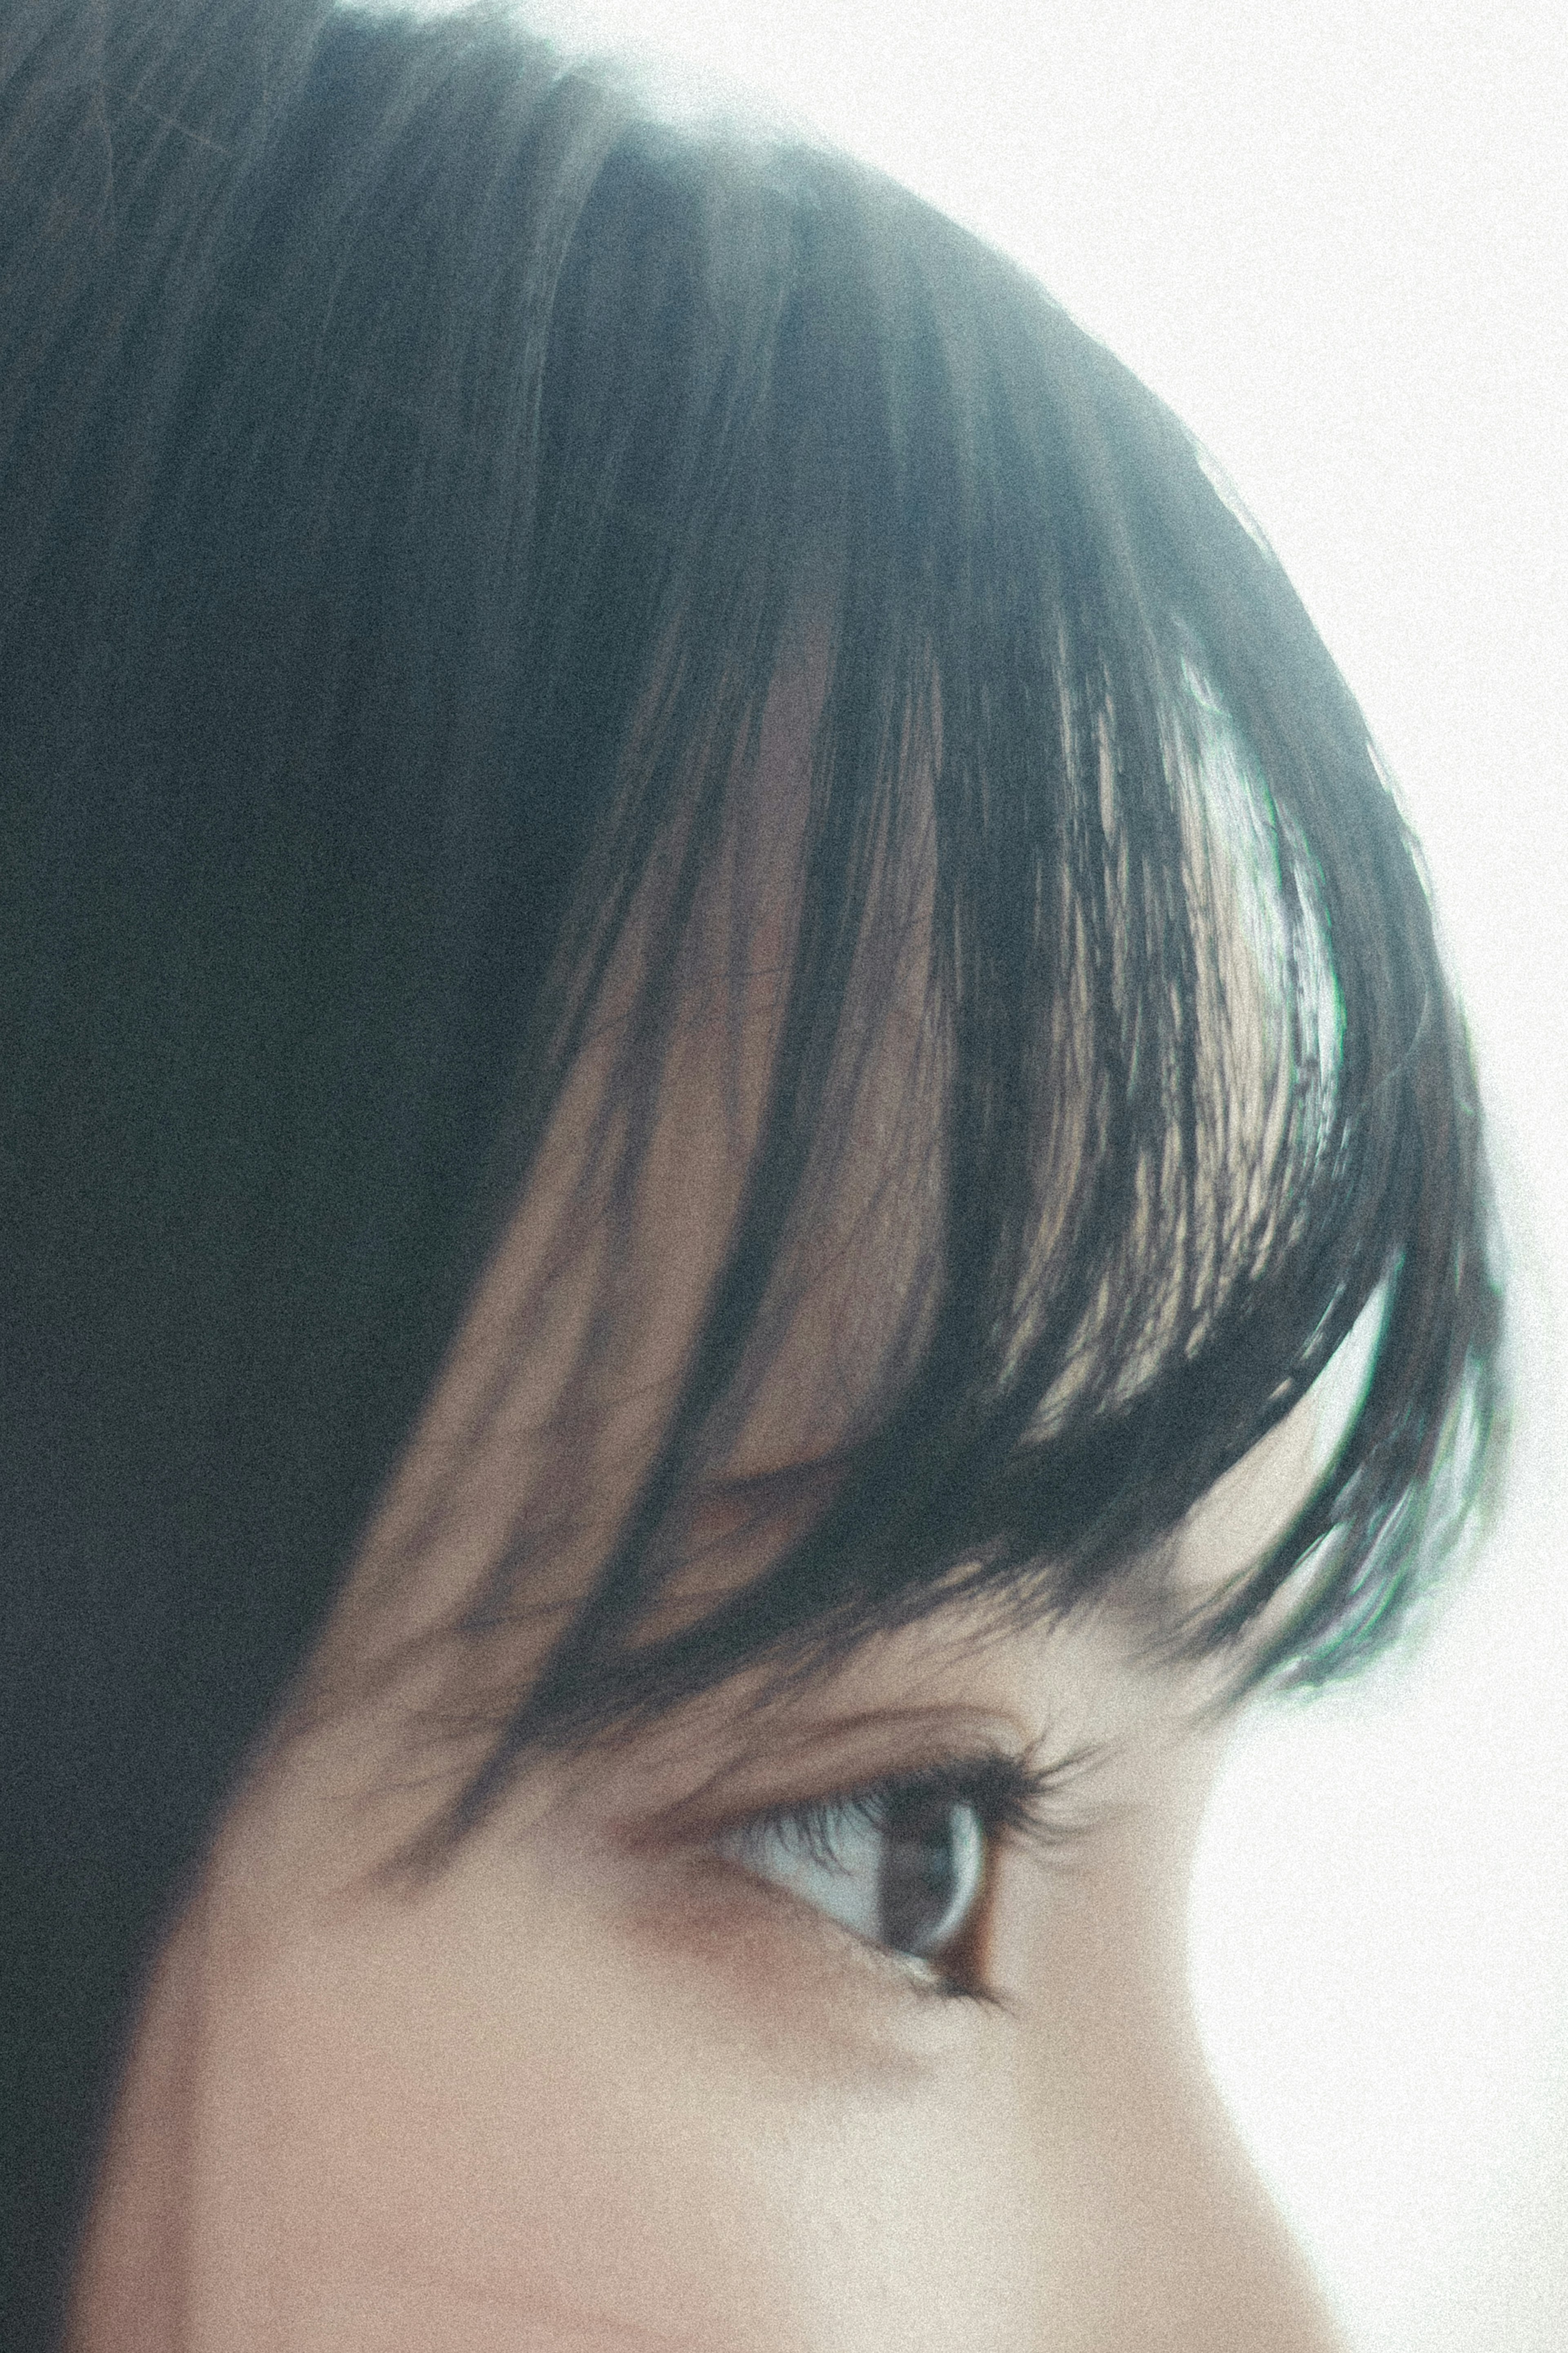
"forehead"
307,655,1350,1724
593,652,947,1481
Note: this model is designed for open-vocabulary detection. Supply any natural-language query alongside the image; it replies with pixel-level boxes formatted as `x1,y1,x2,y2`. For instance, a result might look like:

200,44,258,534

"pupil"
878,1794,971,1957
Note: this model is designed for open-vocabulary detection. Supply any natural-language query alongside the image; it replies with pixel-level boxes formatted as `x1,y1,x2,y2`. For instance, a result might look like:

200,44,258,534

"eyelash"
715,1748,1085,2007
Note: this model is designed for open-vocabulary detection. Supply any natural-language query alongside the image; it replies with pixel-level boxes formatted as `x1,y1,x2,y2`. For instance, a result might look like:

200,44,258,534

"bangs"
384,106,1509,1838
9,0,1499,1842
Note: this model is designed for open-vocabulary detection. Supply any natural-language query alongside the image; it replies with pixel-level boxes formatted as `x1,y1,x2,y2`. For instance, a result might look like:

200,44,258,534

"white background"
454,4,1567,2342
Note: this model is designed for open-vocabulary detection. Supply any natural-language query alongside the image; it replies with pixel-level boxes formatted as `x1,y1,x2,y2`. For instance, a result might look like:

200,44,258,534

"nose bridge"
1130,2130,1344,2348
1053,2036,1349,2353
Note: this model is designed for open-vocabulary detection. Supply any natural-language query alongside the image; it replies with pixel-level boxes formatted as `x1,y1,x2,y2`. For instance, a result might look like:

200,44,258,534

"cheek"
78,1828,1049,2353
73,1723,1321,2353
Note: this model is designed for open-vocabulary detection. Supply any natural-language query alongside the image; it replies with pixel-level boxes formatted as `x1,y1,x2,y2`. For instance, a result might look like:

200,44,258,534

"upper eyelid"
611,1713,1068,1848
666,1740,1116,1868
740,1752,1050,1827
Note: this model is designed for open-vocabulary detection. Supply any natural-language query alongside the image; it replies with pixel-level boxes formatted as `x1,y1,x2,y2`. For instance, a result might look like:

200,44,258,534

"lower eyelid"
694,1835,1012,2017
604,1875,999,2099
679,1845,954,1994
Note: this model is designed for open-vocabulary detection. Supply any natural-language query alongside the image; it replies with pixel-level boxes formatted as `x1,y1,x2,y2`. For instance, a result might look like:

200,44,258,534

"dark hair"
0,0,1511,2340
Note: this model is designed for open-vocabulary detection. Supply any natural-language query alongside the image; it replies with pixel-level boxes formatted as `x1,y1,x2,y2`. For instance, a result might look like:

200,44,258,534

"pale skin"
67,677,1352,2351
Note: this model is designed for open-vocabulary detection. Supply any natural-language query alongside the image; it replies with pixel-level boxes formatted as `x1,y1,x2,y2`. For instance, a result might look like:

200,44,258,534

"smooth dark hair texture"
0,0,1511,2339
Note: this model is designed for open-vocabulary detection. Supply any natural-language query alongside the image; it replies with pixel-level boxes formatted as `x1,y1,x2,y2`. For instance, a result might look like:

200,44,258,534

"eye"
715,1778,991,1984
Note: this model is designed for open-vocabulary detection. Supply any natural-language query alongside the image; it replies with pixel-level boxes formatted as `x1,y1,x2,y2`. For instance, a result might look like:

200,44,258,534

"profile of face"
65,678,1353,2353
0,8,1506,2346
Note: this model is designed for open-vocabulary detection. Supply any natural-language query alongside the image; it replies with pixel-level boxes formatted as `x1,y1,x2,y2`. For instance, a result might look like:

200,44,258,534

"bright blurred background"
445,4,1568,2342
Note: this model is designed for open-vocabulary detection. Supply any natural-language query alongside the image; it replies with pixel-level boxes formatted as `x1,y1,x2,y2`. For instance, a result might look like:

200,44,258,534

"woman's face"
68,688,1349,2353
